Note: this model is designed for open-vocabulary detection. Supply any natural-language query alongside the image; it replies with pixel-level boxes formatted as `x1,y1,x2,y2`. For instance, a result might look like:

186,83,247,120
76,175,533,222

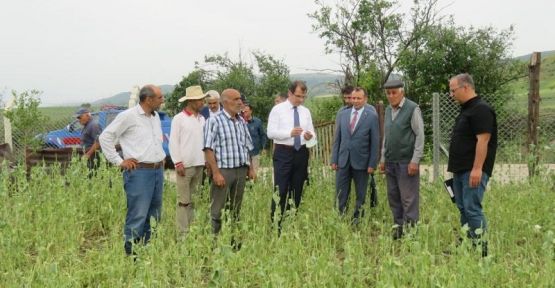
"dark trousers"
369,174,378,207
271,145,309,223
335,162,368,220
210,167,248,234
86,151,100,178
385,162,419,226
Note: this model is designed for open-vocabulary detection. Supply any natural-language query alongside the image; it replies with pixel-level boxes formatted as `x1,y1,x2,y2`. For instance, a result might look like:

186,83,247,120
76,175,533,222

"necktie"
350,110,358,133
293,106,301,151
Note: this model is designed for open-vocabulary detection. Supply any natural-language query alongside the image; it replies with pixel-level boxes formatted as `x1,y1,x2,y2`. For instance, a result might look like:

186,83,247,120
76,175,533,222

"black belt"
275,144,306,150
136,161,164,169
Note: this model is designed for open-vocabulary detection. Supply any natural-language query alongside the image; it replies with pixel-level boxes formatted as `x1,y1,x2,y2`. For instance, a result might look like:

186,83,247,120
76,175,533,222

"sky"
1,0,554,106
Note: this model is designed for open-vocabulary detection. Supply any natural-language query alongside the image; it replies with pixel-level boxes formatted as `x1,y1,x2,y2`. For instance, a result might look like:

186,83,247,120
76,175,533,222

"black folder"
443,178,456,203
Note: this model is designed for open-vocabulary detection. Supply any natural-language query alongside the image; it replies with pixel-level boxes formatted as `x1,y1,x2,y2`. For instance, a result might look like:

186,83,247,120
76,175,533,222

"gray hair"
452,73,475,90
139,85,157,102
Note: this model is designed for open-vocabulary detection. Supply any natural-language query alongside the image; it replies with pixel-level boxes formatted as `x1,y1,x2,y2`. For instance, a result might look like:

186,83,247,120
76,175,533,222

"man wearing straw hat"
169,85,209,239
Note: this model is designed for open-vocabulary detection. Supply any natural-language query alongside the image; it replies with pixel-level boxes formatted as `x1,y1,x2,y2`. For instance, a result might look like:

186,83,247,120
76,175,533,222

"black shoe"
231,238,242,252
472,240,488,257
392,226,404,240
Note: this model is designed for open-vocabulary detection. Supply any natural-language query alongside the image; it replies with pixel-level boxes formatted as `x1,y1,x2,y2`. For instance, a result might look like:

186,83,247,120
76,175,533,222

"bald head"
221,88,242,116
139,84,162,102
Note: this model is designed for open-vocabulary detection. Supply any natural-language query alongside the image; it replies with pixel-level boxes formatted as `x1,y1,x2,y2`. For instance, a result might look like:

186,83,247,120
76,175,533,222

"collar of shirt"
461,95,481,109
393,97,406,111
351,106,364,115
222,109,242,122
182,108,202,119
136,104,156,116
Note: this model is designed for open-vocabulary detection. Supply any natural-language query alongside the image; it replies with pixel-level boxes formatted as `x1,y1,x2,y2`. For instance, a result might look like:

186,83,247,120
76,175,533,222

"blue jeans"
453,171,489,239
123,167,164,243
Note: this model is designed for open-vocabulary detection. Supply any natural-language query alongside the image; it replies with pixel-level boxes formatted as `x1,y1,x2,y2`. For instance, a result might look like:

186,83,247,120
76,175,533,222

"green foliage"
399,23,525,110
310,0,442,90
253,52,290,98
166,52,290,121
205,54,257,98
166,69,211,115
1,159,554,286
4,90,49,154
305,95,344,124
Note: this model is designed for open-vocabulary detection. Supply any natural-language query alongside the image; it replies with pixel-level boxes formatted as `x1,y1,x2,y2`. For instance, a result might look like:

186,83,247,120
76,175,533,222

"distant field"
39,106,80,123
507,53,555,114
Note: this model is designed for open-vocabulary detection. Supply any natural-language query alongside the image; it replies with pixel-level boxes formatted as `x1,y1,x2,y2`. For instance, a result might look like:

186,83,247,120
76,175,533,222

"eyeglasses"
450,86,464,94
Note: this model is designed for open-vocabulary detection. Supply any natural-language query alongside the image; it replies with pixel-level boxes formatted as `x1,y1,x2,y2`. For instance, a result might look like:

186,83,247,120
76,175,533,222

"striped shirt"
203,109,253,169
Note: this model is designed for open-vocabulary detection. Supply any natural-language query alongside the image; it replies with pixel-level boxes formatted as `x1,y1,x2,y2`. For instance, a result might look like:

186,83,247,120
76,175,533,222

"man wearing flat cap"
379,79,425,240
169,85,209,239
75,108,102,173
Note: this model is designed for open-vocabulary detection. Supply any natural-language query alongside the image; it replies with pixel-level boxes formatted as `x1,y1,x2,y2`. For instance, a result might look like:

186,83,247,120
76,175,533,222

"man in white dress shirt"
267,81,316,230
99,84,166,257
169,85,209,239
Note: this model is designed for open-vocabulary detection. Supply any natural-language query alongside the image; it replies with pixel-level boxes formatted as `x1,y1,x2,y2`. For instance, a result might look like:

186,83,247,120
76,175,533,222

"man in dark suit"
331,87,380,224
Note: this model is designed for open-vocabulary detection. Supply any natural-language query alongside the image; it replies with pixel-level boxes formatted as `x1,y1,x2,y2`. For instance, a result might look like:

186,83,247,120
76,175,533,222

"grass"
508,54,555,113
0,157,554,287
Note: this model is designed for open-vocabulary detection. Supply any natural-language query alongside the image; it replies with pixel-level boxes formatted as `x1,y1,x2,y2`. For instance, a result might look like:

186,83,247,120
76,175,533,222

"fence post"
527,52,541,177
432,93,440,182
128,85,140,108
3,96,15,152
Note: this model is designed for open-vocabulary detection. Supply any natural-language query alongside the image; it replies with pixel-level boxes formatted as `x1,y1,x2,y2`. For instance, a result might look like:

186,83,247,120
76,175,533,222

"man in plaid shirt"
204,88,256,240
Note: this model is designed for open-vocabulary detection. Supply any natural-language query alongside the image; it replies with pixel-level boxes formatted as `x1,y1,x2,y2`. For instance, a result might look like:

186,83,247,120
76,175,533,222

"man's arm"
204,149,224,187
267,106,293,140
330,110,342,170
469,133,491,188
85,141,100,159
368,111,380,173
99,114,126,166
408,107,425,176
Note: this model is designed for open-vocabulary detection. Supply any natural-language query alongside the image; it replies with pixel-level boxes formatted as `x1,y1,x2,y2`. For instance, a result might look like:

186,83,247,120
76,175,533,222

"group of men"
84,72,495,257
330,73,496,256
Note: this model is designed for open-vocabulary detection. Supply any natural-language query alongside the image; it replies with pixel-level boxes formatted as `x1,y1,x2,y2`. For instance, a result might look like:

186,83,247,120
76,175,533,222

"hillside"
507,52,555,113
90,74,342,106
91,84,175,106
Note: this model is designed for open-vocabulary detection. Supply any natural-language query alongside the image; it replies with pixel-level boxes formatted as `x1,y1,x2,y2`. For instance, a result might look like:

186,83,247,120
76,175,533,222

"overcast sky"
1,0,554,106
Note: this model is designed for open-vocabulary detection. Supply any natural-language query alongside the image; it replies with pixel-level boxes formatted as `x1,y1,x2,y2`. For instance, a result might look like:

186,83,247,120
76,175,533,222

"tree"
204,53,257,98
398,23,525,110
309,0,442,95
4,90,49,154
166,68,211,115
166,52,291,123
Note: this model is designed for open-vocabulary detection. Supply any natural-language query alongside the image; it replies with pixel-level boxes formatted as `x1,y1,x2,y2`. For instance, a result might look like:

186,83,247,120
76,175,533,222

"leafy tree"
399,23,525,118
253,52,291,98
166,52,291,123
309,0,442,93
204,53,257,98
166,69,211,115
4,90,49,154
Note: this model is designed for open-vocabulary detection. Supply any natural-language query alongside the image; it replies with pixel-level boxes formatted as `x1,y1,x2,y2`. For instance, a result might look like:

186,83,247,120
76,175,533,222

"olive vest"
384,98,417,162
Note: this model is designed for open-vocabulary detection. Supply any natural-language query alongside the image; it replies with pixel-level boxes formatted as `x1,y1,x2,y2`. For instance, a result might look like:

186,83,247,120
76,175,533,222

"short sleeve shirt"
448,96,497,176
81,120,102,150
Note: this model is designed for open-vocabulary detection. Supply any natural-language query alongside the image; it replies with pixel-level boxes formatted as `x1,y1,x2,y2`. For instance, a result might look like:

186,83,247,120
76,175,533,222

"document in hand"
443,178,456,203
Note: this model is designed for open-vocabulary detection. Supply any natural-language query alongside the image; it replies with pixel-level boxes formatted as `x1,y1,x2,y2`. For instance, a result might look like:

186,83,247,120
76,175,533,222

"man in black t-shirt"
447,73,497,257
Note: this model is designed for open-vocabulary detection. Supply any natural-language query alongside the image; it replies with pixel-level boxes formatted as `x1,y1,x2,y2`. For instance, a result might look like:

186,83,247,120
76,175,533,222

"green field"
508,54,555,113
1,159,554,287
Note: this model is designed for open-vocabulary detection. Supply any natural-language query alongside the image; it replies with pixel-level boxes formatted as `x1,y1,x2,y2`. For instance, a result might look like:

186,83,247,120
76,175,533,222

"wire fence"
432,93,555,183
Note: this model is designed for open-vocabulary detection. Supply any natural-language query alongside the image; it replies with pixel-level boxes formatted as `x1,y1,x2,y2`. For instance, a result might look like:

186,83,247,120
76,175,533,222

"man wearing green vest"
379,79,425,240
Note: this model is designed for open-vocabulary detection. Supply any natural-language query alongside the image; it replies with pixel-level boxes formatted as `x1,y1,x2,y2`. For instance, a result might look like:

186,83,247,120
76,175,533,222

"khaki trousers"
176,166,203,237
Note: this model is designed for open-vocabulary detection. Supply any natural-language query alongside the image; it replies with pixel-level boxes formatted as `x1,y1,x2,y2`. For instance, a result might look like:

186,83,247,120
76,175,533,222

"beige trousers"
176,166,203,237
